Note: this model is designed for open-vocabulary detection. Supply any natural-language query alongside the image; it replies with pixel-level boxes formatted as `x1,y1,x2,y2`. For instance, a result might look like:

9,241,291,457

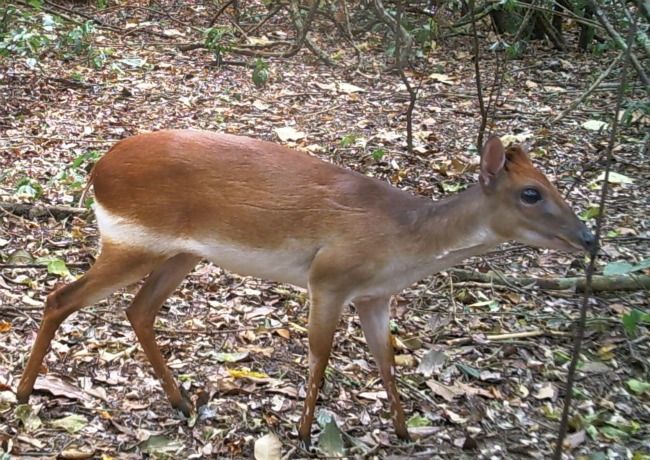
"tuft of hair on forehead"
503,144,550,183
504,144,530,164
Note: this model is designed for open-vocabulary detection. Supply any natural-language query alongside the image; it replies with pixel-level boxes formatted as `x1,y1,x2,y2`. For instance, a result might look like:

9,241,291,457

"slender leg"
297,288,345,444
125,253,200,415
356,296,410,441
17,242,163,403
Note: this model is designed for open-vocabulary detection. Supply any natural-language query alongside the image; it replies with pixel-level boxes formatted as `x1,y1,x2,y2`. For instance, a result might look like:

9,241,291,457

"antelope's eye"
521,187,542,204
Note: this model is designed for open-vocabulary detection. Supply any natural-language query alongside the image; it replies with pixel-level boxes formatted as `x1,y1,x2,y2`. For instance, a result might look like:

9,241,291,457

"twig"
246,4,283,35
552,12,636,460
43,0,123,32
469,0,487,150
486,330,544,340
394,0,416,153
14,0,82,26
209,0,236,27
0,262,90,270
0,202,89,220
551,52,624,124
513,0,535,42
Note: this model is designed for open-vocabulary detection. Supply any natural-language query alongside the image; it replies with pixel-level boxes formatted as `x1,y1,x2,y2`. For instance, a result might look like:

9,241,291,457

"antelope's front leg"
297,289,345,446
356,296,410,441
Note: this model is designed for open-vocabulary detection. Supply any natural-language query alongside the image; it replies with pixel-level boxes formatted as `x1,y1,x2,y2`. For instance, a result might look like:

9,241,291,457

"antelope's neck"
413,185,503,270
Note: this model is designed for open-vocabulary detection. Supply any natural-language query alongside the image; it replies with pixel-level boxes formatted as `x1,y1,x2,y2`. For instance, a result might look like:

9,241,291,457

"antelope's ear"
480,136,506,188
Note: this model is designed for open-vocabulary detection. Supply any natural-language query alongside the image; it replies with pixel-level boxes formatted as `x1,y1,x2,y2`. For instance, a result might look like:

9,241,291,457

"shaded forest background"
0,1,649,459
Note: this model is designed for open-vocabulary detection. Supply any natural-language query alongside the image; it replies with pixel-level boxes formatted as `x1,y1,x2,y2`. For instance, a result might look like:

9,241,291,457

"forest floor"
1,3,649,459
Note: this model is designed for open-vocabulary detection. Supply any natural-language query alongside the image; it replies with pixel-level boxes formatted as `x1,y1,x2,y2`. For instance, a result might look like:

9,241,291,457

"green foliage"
371,148,386,161
410,18,437,53
251,58,269,88
621,100,650,126
500,0,518,12
62,20,95,54
339,133,359,147
505,42,523,59
204,26,234,60
579,205,601,221
407,414,431,427
626,378,650,395
621,309,650,337
54,150,101,193
0,5,107,68
0,6,54,60
14,177,43,199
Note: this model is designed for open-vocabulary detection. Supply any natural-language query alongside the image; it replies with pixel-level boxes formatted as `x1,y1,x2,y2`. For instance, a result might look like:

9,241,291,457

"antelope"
16,130,594,443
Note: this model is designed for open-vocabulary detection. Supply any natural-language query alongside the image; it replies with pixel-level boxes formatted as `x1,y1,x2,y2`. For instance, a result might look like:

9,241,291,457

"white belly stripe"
94,202,313,287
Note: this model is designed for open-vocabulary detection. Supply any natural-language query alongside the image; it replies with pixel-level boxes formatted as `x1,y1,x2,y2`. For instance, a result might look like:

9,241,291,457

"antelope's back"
93,130,417,255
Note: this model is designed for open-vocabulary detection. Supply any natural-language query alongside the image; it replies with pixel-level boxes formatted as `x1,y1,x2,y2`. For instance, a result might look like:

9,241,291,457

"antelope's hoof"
173,389,194,417
15,383,32,405
16,391,30,405
397,430,412,443
298,436,311,452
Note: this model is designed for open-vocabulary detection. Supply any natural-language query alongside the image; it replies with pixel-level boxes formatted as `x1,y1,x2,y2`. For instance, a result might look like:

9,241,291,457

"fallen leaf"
417,349,447,377
141,435,185,454
428,73,455,84
317,411,345,457
582,120,608,131
357,390,387,401
394,354,417,368
275,328,290,339
337,82,365,93
564,430,585,449
15,404,42,432
214,352,249,363
593,171,634,185
444,408,467,424
426,380,456,402
227,369,269,380
58,447,96,459
51,414,88,434
534,383,557,400
33,374,90,401
254,433,282,460
275,126,305,142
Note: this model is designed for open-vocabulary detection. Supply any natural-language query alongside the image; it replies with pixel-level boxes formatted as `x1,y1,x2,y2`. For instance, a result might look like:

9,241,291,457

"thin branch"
0,201,89,220
394,0,416,153
209,0,236,27
551,52,624,124
469,0,487,150
552,12,637,460
246,4,283,35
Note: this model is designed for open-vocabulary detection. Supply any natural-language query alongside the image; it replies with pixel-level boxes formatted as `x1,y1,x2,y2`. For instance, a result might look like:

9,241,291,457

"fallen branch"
449,269,650,292
0,202,89,220
446,329,569,346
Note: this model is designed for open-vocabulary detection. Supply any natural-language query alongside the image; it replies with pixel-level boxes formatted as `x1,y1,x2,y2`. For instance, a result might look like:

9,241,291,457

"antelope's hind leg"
125,253,200,416
17,242,165,403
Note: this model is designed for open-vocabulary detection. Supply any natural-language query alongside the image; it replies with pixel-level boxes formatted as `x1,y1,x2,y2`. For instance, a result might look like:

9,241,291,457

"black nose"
580,227,597,252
